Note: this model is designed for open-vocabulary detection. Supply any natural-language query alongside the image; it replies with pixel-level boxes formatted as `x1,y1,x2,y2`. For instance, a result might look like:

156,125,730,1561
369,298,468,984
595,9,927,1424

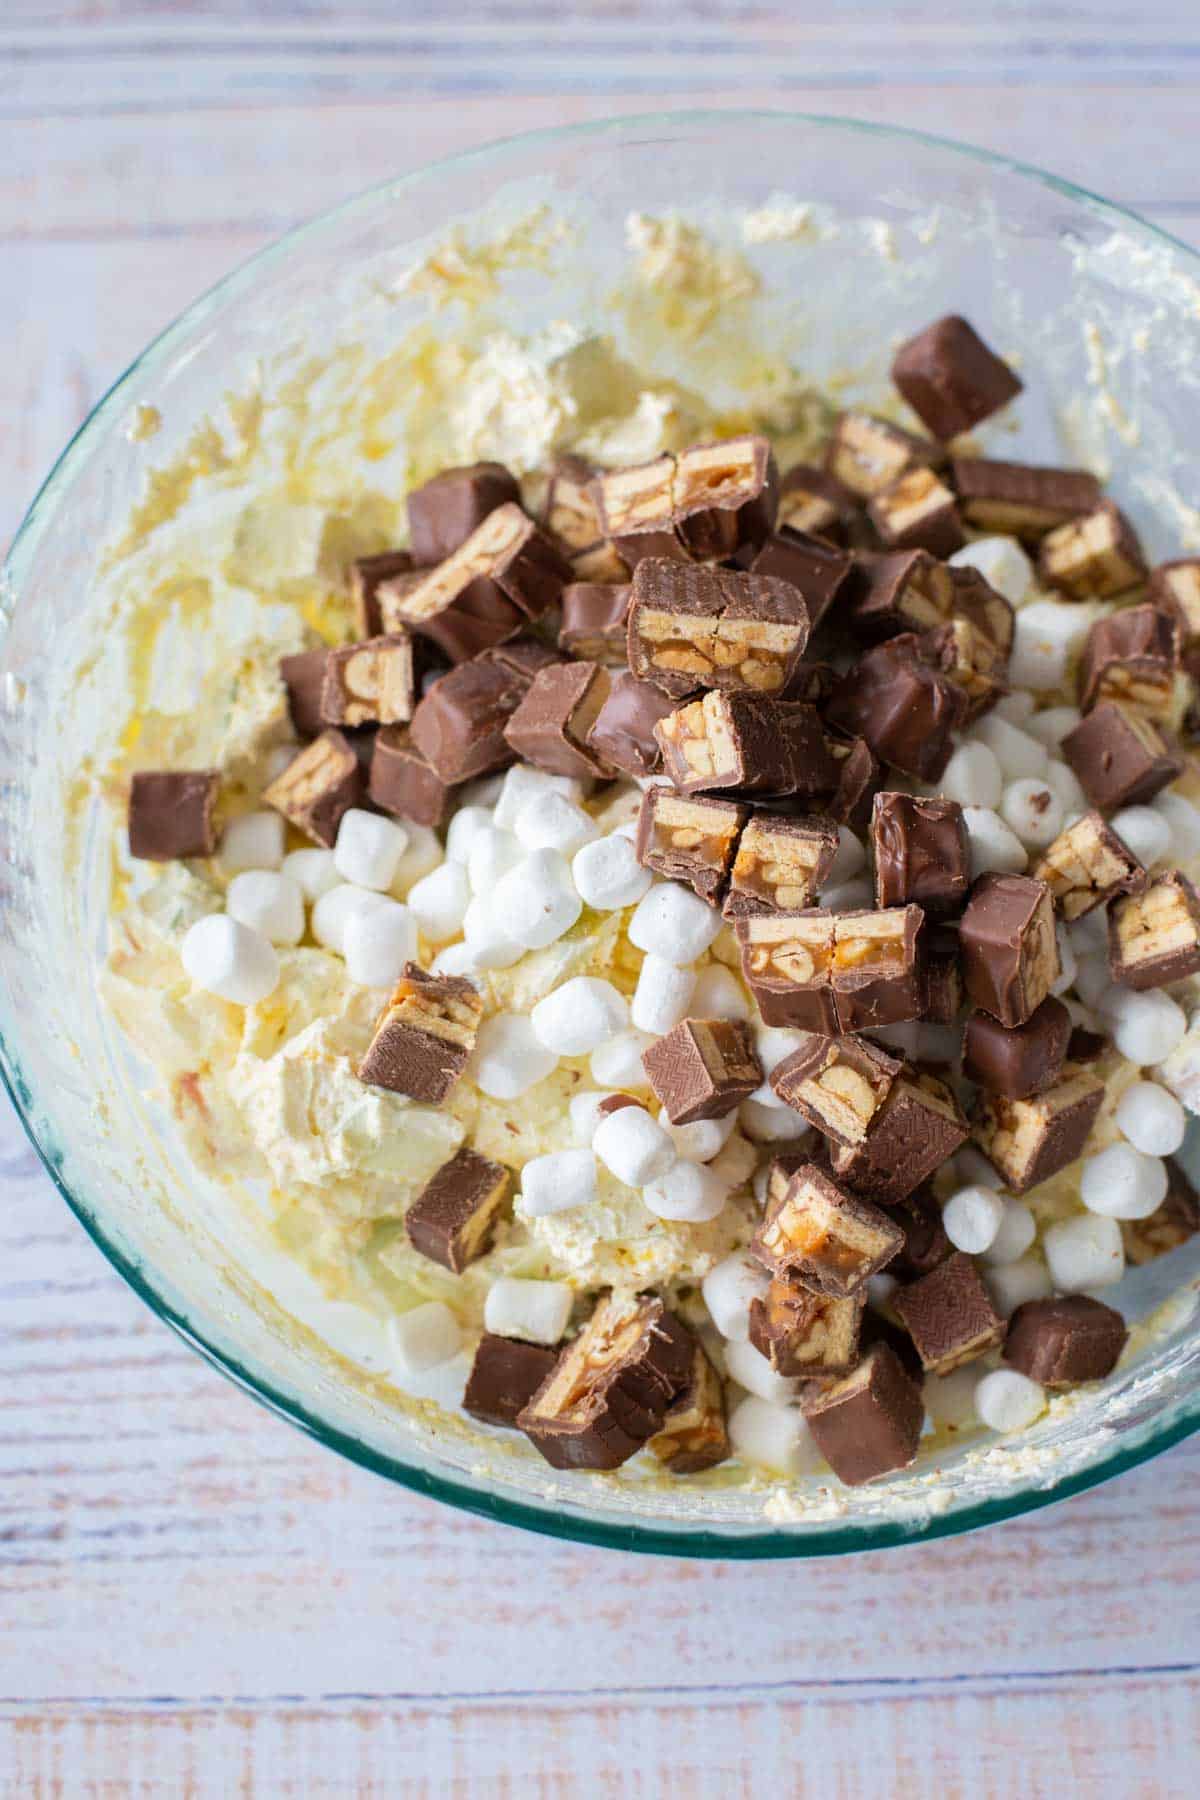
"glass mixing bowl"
3,112,1200,1556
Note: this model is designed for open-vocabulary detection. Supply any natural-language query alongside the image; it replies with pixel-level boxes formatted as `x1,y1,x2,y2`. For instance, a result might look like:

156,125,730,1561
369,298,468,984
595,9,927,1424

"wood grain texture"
3,5,1200,1794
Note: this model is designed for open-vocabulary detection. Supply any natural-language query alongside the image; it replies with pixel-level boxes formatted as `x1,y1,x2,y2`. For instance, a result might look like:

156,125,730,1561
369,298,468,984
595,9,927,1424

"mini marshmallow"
219,810,286,873
942,1185,1006,1255
972,715,1049,781
520,1147,598,1217
311,883,394,954
472,1013,559,1099
953,1145,1005,1190
467,825,523,897
708,1131,758,1189
493,764,583,832
1152,791,1200,859
702,1250,771,1343
1025,705,1083,750
740,1097,812,1142
999,777,1064,851
493,850,582,950
181,913,279,1005
975,1368,1046,1434
820,877,875,912
389,1301,462,1375
459,771,506,810
1068,905,1110,954
724,1338,798,1403
484,1276,573,1346
226,870,305,945
939,740,1003,811
755,1026,811,1077
962,806,1029,877
593,1104,677,1187
513,791,598,857
667,1111,738,1163
262,742,301,783
343,900,418,989
1103,988,1188,1066
461,893,523,969
1008,598,1105,692
1050,924,1077,998
390,821,443,893
643,1159,728,1223
631,953,697,1035
985,1254,1054,1317
445,805,495,864
982,1201,1037,1267
281,846,339,901
688,963,752,1021
1080,1142,1169,1220
991,689,1037,725
1073,950,1113,1009
827,824,867,884
571,832,653,911
569,1090,615,1145
1109,805,1171,869
1115,1080,1186,1156
628,882,723,963
406,861,471,943
430,941,483,979
589,1029,657,1090
728,1396,818,1475
1042,759,1089,819
334,809,409,892
1044,1212,1125,1292
531,976,629,1056
949,535,1033,606
866,1272,898,1309
923,1365,980,1429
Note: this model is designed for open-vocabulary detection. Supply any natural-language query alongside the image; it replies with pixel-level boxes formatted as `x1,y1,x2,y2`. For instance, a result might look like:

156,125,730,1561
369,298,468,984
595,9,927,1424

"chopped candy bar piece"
350,549,414,639
723,812,838,918
463,1332,559,1428
405,1146,511,1273
950,457,1102,541
888,1186,954,1281
557,582,632,663
749,1275,864,1377
736,910,839,1031
648,1337,730,1474
871,791,970,918
1038,501,1148,600
1079,603,1181,720
971,1067,1104,1193
642,1017,762,1124
378,564,521,664
826,410,943,499
751,1161,903,1296
920,615,1006,720
591,455,684,567
386,502,570,654
769,1031,903,1146
655,691,833,797
586,671,677,778
627,560,811,699
777,462,859,543
846,548,954,641
1032,811,1147,920
831,1072,968,1204
368,726,452,827
868,465,965,557
320,632,415,729
892,314,1022,441
1121,1157,1200,1264
263,727,363,847
128,770,220,861
409,643,544,784
503,659,611,780
570,539,631,583
357,963,483,1102
963,995,1071,1099
949,563,1015,661
407,461,521,566
280,647,331,740
960,873,1059,1028
893,1251,1006,1374
826,633,968,781
923,927,964,1023
803,1342,925,1485
1108,870,1200,990
1150,558,1200,645
1061,700,1183,810
1003,1295,1127,1388
635,788,748,905
744,530,852,631
544,454,605,552
825,734,882,836
830,905,926,1033
517,1293,692,1472
671,434,778,558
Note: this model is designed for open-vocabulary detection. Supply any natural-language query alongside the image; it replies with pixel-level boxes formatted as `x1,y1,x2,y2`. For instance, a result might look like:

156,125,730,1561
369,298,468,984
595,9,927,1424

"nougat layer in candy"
1033,811,1146,920
1108,870,1200,990
868,465,964,558
770,1032,903,1147
723,812,838,918
1079,603,1181,721
950,457,1102,541
406,461,521,565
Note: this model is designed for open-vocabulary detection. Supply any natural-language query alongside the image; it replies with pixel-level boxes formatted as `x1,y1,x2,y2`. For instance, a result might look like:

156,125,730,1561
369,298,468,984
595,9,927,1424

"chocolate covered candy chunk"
503,658,611,780
723,812,838,918
463,1332,559,1429
960,873,1059,1028
1122,1157,1200,1264
648,1337,730,1474
847,548,953,642
407,461,521,566
378,566,520,666
357,964,483,1103
128,770,220,861
868,466,964,558
280,647,331,740
1079,603,1181,722
826,734,882,837
557,582,632,663
829,905,926,1033
517,1293,692,1472
627,560,810,699
893,1251,1006,1375
1038,500,1147,600
749,1275,864,1378
736,907,925,1034
920,614,1007,721
1003,1295,1127,1389
963,995,1071,1099
888,1186,954,1281
405,1146,511,1273
320,632,415,729
744,530,852,632
736,910,840,1031
751,1161,903,1297
590,455,684,566
586,671,676,778
826,410,942,499
1061,701,1183,810
656,692,833,797
1032,811,1146,920
263,728,363,847
642,1017,762,1124
1150,558,1200,645
923,927,964,1024
769,1032,903,1147
635,788,748,905
385,502,569,658
826,634,967,781
872,792,969,917
409,642,549,785
672,434,778,559
368,726,452,827
803,1343,924,1486
971,1067,1104,1193
831,1072,968,1205
570,539,632,583
350,549,414,639
777,462,859,543
892,314,1022,441
951,457,1102,541
1108,870,1200,990
544,454,605,553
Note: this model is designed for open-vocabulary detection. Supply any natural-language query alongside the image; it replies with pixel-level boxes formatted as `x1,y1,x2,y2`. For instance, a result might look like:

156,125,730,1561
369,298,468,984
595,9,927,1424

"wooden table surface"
4,5,1200,1794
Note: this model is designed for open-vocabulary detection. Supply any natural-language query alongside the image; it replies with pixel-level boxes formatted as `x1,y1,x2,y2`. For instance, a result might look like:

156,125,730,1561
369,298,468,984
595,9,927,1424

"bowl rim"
4,106,1200,1558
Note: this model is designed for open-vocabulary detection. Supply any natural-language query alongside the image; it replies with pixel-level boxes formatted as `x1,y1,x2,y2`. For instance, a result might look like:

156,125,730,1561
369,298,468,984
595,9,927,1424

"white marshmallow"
1114,1080,1186,1156
484,1276,572,1346
461,893,523,969
1109,805,1171,869
991,689,1037,725
975,1368,1046,1434
459,771,506,810
702,1250,771,1342
953,1145,1005,1190
226,870,305,945
514,791,598,857
1073,950,1113,1008
923,1366,980,1429
689,963,752,1021
569,1090,613,1145
1008,598,1104,691
589,1029,656,1089
494,850,582,949
531,976,629,1056
389,1301,462,1374
343,900,418,989
1104,988,1188,1065
631,953,696,1035
866,1271,898,1309
628,882,722,963
262,742,301,783
985,1253,1054,1316
942,1185,1006,1254
281,846,339,901
962,806,1028,877
472,1013,559,1099
949,535,1033,606
406,861,471,943
431,941,483,979
1152,791,1200,859
1042,759,1089,819
311,882,392,954
740,1097,812,1142
728,1396,818,1474
708,1131,758,1189
493,764,582,831
827,825,867,885
939,740,1003,811
445,805,494,864
667,1111,738,1163
219,810,286,873
571,833,653,911
1068,905,1110,954
1044,1213,1125,1292
820,877,874,912
972,715,1049,781
1025,705,1083,750
982,1201,1037,1267
754,1026,811,1077
181,913,279,1005
724,1339,797,1403
642,1160,728,1223
467,825,523,897
593,1105,677,1187
520,1147,597,1217
334,809,409,892
390,822,443,893
1080,1142,1168,1220
999,777,1064,851
1050,924,1077,998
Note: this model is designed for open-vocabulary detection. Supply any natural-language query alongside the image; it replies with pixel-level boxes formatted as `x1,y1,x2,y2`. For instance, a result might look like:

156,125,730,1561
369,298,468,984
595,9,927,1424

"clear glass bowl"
3,112,1200,1557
